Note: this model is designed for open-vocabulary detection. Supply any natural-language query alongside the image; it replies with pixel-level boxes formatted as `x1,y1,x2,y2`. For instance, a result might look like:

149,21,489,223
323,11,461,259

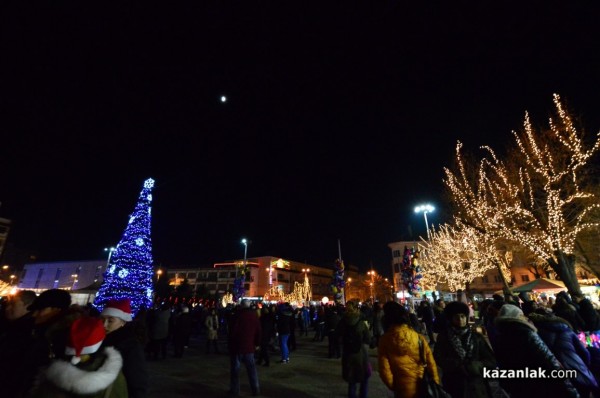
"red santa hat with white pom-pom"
101,298,133,322
65,317,106,365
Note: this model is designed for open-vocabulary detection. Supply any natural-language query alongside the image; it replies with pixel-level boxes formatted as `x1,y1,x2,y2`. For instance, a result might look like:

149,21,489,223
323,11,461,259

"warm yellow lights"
443,95,600,296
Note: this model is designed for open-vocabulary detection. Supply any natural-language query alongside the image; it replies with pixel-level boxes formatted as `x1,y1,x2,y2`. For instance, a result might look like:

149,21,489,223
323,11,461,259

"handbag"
418,337,451,398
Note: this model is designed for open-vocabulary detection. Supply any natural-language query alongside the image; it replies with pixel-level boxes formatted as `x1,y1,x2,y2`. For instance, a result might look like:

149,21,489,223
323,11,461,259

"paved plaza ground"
147,333,392,398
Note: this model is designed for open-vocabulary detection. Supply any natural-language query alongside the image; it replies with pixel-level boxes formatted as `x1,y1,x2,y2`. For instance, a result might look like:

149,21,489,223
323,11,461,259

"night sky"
2,3,600,276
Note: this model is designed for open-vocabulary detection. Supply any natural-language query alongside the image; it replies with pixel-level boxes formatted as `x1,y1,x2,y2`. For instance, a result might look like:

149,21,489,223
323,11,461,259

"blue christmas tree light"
94,178,155,315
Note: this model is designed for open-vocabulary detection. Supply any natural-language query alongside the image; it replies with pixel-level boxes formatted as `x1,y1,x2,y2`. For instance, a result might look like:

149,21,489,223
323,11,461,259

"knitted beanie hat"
65,317,106,364
101,298,133,322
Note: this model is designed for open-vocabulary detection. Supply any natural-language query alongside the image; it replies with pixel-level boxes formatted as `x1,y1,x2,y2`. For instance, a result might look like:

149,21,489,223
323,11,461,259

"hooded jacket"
31,347,128,398
378,323,439,398
529,312,598,394
493,315,579,398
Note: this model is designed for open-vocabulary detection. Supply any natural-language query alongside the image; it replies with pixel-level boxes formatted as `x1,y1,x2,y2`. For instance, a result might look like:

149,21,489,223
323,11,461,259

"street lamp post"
367,270,376,304
240,238,249,279
104,247,116,268
414,204,435,238
10,275,16,285
157,269,163,282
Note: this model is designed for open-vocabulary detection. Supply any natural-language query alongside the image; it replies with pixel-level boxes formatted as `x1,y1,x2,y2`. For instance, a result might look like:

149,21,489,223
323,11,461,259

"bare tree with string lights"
444,94,600,298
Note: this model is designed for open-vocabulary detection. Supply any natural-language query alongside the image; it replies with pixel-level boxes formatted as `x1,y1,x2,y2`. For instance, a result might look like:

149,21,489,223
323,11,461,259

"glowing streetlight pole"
104,247,116,267
414,204,435,238
240,238,248,279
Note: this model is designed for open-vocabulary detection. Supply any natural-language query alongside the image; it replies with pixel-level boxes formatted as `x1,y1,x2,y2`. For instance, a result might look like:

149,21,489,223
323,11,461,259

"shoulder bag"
418,337,451,398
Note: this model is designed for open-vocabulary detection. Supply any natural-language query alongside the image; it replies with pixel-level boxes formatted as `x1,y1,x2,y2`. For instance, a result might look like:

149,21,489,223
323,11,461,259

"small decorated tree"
94,178,155,315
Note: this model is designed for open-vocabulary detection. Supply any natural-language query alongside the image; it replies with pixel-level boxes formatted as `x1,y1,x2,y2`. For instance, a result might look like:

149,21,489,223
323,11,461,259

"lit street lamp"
414,204,435,238
156,269,163,281
367,270,376,304
104,247,116,268
240,238,249,279
10,275,16,285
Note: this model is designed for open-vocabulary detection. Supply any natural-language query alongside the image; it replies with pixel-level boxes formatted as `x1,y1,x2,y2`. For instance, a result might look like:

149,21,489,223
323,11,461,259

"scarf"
447,326,473,360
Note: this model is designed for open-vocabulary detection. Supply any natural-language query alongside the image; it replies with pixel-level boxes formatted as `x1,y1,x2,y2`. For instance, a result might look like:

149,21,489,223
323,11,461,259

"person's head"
382,301,409,328
27,289,72,325
444,301,470,329
345,301,359,314
100,299,132,334
5,290,36,321
241,299,251,309
435,299,445,308
66,317,106,365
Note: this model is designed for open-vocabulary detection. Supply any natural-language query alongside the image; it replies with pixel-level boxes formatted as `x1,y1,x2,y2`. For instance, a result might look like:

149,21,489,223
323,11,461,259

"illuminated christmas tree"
94,178,155,315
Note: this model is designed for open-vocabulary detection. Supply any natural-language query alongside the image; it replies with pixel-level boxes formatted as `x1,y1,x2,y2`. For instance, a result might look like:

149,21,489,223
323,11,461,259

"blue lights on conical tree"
94,178,155,315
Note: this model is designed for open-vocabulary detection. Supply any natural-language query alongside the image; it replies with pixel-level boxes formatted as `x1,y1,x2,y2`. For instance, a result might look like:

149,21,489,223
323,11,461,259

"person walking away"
205,308,220,354
326,305,342,358
335,301,372,398
378,301,439,398
276,302,293,363
419,300,435,345
493,303,579,398
148,304,171,360
101,298,148,398
371,302,384,348
288,307,297,351
257,306,274,366
434,301,496,398
0,290,37,397
172,306,192,358
30,316,128,397
228,299,261,397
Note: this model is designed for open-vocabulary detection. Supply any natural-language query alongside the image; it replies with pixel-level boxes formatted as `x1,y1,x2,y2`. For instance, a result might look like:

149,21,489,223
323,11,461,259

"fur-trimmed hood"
41,346,123,394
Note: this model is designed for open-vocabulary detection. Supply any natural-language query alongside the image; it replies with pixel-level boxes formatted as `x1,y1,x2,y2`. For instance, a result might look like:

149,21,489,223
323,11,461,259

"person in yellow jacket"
378,301,440,398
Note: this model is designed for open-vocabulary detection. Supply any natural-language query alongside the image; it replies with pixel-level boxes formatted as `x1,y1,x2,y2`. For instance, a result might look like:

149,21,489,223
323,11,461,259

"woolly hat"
101,299,133,322
444,301,470,318
65,317,106,365
496,303,526,320
27,289,71,311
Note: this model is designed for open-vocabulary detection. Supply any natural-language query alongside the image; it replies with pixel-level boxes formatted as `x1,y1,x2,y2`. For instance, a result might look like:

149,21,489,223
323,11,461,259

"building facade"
166,256,342,301
18,259,108,304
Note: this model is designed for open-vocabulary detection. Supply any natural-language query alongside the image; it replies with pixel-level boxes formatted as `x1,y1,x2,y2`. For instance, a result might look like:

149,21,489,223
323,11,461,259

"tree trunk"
494,260,513,300
547,251,582,298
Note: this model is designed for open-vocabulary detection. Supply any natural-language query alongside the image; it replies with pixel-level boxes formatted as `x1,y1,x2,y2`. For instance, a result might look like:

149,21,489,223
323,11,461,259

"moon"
221,96,227,103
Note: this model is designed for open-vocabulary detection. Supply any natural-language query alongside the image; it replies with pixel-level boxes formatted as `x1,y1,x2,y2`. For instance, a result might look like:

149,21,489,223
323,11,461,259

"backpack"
343,321,363,354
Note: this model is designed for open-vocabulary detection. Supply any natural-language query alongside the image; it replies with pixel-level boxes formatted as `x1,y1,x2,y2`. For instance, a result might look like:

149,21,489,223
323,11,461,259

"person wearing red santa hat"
101,298,148,398
29,316,128,397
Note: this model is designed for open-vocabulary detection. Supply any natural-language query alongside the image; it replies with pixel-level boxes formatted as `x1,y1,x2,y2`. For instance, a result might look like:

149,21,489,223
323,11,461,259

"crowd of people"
2,288,600,397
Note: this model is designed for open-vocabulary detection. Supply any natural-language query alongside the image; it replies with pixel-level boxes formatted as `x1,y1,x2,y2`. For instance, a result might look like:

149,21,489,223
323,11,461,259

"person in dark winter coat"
575,296,600,332
276,303,293,363
528,310,599,397
228,299,261,397
172,306,193,358
30,316,128,398
335,301,372,398
205,308,220,354
553,292,586,332
493,304,579,398
326,305,342,358
257,307,275,366
148,304,171,360
418,300,435,344
0,289,37,397
433,301,496,398
101,298,148,398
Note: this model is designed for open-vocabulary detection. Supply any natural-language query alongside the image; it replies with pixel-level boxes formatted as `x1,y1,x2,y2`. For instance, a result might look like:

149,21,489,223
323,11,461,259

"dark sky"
1,3,600,276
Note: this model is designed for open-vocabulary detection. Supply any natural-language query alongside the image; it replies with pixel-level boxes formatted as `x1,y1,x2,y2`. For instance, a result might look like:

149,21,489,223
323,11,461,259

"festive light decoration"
263,274,312,305
330,259,345,304
221,292,234,308
94,178,155,315
400,247,422,295
420,222,512,292
444,95,600,297
578,331,600,349
232,261,249,302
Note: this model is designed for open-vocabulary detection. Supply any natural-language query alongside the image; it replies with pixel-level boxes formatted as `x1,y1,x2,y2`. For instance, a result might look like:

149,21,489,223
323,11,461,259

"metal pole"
424,211,430,239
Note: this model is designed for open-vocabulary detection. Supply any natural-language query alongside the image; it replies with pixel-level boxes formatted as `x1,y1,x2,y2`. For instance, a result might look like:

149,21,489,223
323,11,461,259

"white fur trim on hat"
66,340,104,364
101,307,133,322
